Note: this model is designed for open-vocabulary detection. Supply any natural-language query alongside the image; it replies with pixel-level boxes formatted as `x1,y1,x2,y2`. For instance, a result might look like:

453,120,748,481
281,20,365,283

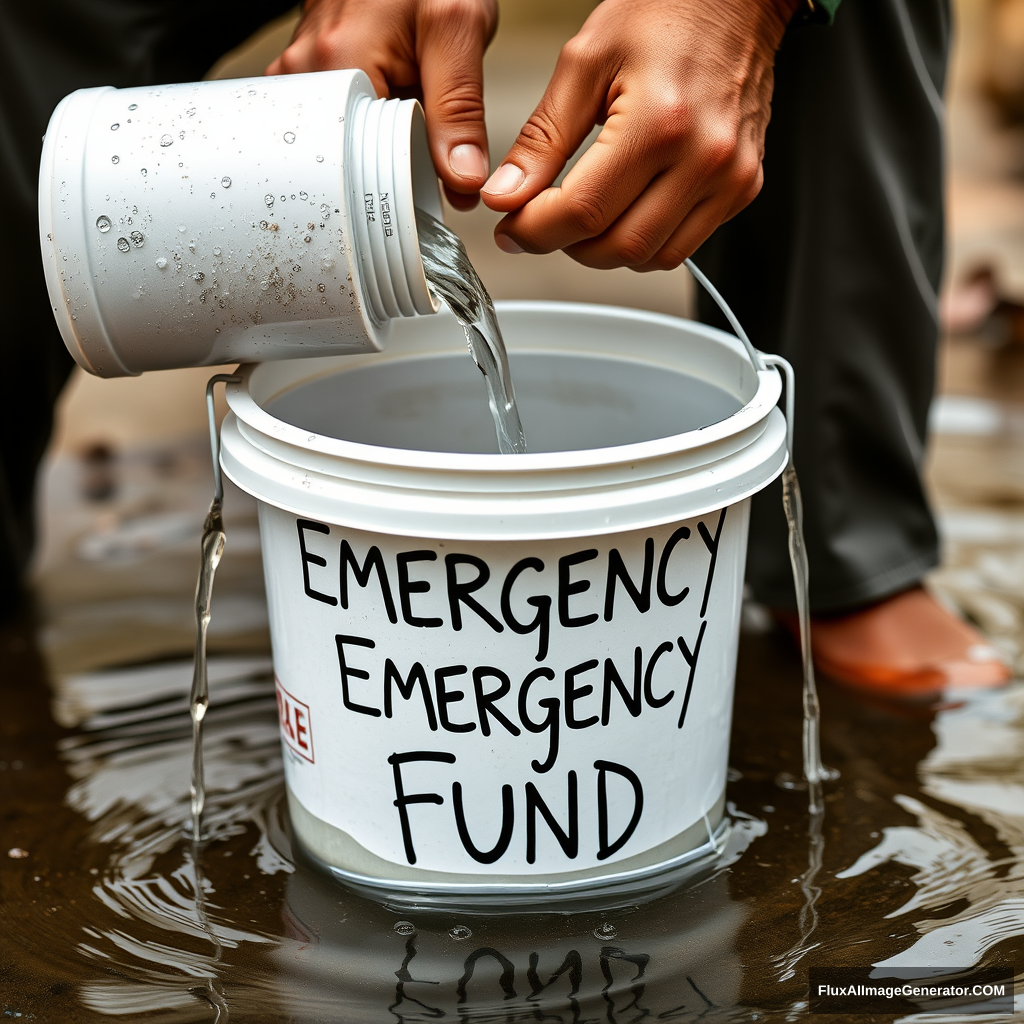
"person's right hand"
480,0,799,269
267,0,498,210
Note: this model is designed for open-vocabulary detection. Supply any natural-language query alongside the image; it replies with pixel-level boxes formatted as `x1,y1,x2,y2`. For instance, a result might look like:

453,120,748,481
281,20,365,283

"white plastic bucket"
39,70,441,377
220,301,787,903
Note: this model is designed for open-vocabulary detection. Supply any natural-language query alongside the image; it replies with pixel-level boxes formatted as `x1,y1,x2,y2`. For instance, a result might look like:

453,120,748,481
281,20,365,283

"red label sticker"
276,677,315,763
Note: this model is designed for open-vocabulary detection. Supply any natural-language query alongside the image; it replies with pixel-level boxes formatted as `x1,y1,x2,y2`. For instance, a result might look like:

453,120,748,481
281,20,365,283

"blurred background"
31,0,1024,677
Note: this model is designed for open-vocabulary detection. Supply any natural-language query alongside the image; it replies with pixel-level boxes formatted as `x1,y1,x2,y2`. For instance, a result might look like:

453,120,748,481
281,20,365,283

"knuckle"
425,0,491,32
647,99,693,148
560,196,610,239
311,32,342,69
516,109,566,156
615,228,660,267
702,128,740,172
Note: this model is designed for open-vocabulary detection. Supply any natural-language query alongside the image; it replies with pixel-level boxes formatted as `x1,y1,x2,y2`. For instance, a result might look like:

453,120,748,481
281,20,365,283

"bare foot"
785,586,1011,698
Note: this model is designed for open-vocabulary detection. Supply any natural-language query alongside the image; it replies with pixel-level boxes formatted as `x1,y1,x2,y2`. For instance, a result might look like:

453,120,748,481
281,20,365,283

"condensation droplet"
283,131,296,144
259,220,268,230
317,283,326,292
221,176,232,188
393,921,415,937
128,103,138,111
111,155,119,164
593,923,618,940
129,230,144,248
210,193,216,199
116,237,130,253
248,89,257,97
178,224,186,233
95,216,111,233
264,194,274,207
188,240,196,253
141,168,147,177
449,925,472,941
280,195,286,202
315,154,324,163
299,191,308,201
110,123,119,131
213,246,222,257
155,257,168,269
160,134,173,147
320,204,331,220
303,235,312,243
322,257,335,270
193,271,205,283
259,280,269,291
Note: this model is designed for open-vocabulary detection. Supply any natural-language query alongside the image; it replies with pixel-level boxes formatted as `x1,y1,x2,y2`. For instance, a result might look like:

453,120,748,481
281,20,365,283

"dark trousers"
4,0,949,617
697,0,951,612
0,0,294,613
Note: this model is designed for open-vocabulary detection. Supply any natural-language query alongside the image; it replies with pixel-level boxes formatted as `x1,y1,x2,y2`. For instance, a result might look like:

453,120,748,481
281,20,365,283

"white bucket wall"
221,302,788,897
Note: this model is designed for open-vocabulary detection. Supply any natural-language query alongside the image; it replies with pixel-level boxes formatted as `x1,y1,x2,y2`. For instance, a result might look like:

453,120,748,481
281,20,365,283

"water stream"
415,208,527,455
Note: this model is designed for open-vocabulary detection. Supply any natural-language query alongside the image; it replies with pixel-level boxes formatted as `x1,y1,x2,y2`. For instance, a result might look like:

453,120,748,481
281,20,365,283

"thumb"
481,41,607,213
417,4,496,199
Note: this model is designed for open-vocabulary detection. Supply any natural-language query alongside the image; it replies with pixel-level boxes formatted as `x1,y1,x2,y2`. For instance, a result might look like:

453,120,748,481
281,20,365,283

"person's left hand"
267,0,498,210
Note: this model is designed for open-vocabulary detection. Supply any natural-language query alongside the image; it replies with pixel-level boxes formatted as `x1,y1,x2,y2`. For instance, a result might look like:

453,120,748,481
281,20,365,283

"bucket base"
287,787,731,914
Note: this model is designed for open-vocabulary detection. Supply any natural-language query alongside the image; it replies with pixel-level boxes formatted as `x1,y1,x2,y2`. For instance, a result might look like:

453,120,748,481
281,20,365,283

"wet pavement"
2,386,1023,1020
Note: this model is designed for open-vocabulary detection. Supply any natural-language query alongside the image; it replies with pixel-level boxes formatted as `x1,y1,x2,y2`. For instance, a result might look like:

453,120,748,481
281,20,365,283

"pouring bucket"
220,300,787,905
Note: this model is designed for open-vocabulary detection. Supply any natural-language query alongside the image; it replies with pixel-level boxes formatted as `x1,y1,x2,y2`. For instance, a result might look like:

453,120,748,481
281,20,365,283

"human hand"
480,0,800,269
267,0,498,209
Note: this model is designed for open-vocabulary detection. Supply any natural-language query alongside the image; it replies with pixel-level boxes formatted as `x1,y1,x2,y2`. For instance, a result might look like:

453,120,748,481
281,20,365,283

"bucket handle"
205,373,242,503
684,258,794,460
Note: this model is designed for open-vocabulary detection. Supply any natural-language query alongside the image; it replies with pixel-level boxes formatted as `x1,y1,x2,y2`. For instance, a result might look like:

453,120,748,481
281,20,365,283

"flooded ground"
3,373,1023,1020
4,1,1024,1019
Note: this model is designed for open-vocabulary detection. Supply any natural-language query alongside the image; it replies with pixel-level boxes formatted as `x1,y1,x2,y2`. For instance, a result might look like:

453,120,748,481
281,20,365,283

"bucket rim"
225,300,783,475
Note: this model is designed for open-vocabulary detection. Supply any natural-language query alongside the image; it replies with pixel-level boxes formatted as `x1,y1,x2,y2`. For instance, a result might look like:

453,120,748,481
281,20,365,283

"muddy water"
4,599,1023,1020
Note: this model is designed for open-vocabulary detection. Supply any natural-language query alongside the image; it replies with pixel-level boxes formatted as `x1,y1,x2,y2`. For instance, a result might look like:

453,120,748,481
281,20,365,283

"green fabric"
810,0,841,23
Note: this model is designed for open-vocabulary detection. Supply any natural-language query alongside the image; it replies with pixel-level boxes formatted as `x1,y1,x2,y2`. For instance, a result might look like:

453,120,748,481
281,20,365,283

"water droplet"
299,191,308,201
186,108,195,118
129,230,144,248
210,193,216,199
95,216,111,233
160,134,173,147
193,271,205,283
179,130,186,140
111,155,119,164
292,264,301,273
178,224,186,233
449,925,472,941
322,257,334,270
290,194,296,200
393,921,415,937
259,220,268,230
248,89,257,97
155,257,168,269
116,237,130,253
303,235,312,243
140,168,147,177
213,246,222,257
264,194,274,207
317,283,326,292
128,103,138,111
110,123,119,131
259,280,269,291
315,154,324,163
320,204,331,220
188,240,196,253
593,923,618,940
283,131,296,144
7,848,28,859
221,176,232,188
280,195,286,202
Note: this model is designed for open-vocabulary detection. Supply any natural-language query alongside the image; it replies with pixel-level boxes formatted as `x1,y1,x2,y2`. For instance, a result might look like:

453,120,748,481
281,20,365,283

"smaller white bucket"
221,302,787,903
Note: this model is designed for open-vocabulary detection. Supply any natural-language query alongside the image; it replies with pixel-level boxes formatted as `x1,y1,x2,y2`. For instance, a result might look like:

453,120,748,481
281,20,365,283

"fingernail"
448,143,488,181
483,163,526,195
495,234,524,255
